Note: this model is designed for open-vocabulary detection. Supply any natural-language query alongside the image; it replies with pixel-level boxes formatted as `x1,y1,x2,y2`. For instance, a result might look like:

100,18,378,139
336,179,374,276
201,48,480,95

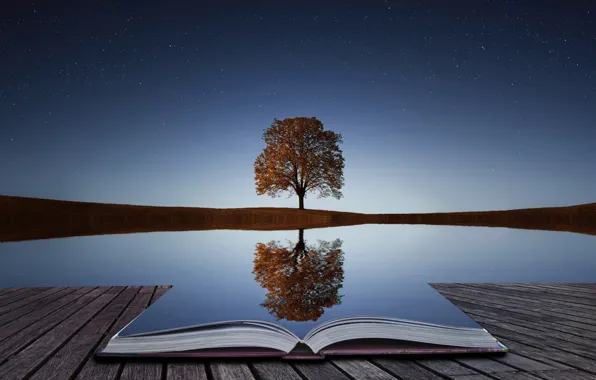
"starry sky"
1,0,595,213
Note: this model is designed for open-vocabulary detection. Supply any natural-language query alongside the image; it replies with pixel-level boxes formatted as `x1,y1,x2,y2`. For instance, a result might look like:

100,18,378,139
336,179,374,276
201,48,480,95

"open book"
98,286,508,359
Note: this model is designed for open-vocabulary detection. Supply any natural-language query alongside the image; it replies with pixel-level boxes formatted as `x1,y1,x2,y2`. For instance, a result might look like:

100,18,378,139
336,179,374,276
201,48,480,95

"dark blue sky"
1,0,595,212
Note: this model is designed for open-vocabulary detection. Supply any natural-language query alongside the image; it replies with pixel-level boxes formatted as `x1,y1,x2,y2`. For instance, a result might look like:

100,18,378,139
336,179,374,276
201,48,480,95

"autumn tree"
252,229,345,322
254,117,345,209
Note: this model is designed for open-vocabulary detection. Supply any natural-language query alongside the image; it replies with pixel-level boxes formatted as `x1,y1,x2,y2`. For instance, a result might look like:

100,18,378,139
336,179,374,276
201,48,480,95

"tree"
254,117,345,209
252,229,345,321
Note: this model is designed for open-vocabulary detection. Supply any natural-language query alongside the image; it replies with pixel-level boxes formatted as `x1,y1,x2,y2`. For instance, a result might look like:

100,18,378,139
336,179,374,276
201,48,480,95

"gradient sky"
1,0,595,213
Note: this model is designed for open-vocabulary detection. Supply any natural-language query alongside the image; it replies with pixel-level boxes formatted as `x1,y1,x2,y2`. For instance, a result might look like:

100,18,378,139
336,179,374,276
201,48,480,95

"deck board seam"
466,312,596,355
288,362,311,380
453,302,596,344
490,328,596,370
0,287,65,318
18,286,120,379
204,361,216,380
0,287,82,332
0,286,101,365
69,286,144,380
437,288,596,327
328,360,363,380
246,362,263,380
455,284,596,314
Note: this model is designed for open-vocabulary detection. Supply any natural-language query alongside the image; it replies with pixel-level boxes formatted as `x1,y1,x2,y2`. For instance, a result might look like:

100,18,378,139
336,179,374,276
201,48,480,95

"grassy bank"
1,195,595,242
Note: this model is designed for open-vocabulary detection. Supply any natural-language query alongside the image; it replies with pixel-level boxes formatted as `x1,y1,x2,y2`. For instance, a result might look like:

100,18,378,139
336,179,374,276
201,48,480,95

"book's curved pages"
97,286,508,359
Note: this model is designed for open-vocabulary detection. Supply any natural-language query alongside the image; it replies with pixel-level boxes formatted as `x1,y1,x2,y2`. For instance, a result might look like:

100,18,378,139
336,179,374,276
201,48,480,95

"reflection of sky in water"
1,225,595,337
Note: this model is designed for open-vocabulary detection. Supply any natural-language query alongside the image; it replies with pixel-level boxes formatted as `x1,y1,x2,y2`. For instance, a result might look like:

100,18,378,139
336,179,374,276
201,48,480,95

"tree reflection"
252,229,345,322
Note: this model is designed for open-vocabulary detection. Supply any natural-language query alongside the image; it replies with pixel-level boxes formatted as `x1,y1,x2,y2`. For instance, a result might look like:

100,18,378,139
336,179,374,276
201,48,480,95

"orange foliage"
252,229,345,321
254,117,345,209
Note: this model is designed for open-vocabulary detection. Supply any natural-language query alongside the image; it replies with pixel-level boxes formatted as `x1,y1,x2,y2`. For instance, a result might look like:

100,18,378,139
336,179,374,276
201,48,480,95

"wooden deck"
0,284,595,380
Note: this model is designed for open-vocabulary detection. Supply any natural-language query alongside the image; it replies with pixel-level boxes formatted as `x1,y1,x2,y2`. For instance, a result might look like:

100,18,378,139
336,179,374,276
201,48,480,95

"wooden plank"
0,287,102,363
0,288,18,297
0,287,65,316
372,359,444,379
293,361,351,380
447,295,596,336
0,288,121,380
491,373,548,380
465,283,596,307
75,289,155,380
252,361,302,380
449,284,596,318
210,362,255,380
459,284,596,315
167,363,208,380
439,288,596,330
117,286,167,380
479,323,596,362
415,358,480,376
332,359,398,379
29,287,140,380
502,284,596,305
492,353,557,372
120,361,162,380
0,287,79,328
532,369,596,380
450,299,596,343
467,313,596,355
563,284,596,291
450,375,494,380
0,287,43,307
494,336,596,374
454,357,518,374
436,287,596,326
149,285,171,306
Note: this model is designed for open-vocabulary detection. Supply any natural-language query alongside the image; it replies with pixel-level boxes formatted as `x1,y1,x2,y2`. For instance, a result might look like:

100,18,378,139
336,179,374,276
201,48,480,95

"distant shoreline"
2,195,596,242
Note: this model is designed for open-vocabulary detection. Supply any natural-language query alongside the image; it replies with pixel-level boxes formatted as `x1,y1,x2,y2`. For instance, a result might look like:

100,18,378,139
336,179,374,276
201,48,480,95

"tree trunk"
296,187,306,209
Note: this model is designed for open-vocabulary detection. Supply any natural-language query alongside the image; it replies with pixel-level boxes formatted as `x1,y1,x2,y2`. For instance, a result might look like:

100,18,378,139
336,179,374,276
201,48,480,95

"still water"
0,225,594,333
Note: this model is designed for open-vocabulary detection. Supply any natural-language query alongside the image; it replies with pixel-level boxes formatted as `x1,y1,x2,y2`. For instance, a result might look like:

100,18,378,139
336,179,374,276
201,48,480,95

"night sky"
1,0,595,213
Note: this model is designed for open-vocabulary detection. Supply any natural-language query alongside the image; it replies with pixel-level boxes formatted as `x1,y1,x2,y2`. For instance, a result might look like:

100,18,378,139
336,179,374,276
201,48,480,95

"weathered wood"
0,284,595,380
491,373,547,380
454,357,517,374
0,287,65,316
532,369,596,380
501,284,596,305
415,358,480,376
436,286,596,326
466,313,596,356
252,361,302,380
448,375,493,380
492,353,557,372
332,359,397,380
0,287,79,328
120,361,162,380
30,286,139,380
372,359,444,379
494,336,596,375
0,288,17,297
293,361,351,380
152,285,172,303
167,363,208,380
0,289,120,380
0,287,43,307
75,287,155,380
210,362,255,380
451,299,596,342
460,284,596,314
0,287,103,363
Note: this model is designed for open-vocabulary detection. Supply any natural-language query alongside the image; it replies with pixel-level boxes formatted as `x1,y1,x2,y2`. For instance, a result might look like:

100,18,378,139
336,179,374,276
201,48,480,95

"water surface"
1,225,594,335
